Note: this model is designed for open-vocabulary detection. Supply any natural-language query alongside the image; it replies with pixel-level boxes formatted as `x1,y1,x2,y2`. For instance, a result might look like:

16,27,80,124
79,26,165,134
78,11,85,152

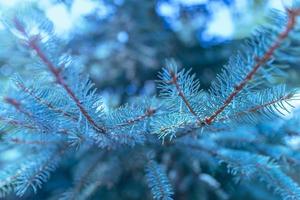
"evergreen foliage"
1,2,300,200
145,160,174,200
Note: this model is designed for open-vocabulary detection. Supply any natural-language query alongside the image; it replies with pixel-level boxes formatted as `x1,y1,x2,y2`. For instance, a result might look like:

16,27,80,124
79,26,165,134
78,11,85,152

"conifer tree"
1,1,300,200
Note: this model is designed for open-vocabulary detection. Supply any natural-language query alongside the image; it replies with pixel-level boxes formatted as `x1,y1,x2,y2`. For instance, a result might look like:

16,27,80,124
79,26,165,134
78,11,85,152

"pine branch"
14,79,78,121
168,69,203,124
15,145,67,196
218,149,300,200
205,8,300,125
0,170,21,198
61,154,120,200
145,160,173,200
3,97,68,134
64,156,102,200
4,97,33,118
12,18,106,134
0,145,66,197
158,60,204,125
7,138,57,146
0,116,35,130
115,107,156,127
219,91,296,122
179,139,300,200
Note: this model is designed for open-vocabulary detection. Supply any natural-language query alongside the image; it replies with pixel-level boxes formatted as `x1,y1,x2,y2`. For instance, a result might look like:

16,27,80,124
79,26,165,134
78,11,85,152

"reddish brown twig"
15,80,78,121
205,9,300,125
218,93,294,122
4,97,33,119
0,116,35,129
169,70,203,124
116,108,156,127
13,18,106,133
8,138,57,145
